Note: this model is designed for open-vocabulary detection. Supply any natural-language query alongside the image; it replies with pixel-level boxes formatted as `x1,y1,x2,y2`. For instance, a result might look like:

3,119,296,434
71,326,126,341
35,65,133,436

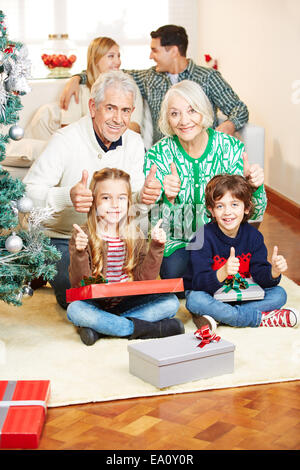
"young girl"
183,174,299,330
67,168,182,345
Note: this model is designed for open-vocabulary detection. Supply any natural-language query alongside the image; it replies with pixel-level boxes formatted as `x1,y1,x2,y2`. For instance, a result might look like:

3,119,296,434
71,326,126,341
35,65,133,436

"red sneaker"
260,308,299,327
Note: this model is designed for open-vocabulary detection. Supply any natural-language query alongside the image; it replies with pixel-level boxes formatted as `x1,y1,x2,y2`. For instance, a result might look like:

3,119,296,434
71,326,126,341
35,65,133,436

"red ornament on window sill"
204,54,218,70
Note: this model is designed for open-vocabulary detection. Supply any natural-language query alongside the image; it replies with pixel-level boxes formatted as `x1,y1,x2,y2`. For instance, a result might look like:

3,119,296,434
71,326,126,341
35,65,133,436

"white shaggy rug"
0,276,299,408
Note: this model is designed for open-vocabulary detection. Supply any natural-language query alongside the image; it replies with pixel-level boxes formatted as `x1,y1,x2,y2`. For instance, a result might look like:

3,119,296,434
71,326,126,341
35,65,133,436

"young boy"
183,174,299,330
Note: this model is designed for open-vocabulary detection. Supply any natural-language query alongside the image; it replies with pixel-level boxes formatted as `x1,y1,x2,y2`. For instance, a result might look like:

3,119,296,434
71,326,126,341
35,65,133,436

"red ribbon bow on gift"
194,325,221,348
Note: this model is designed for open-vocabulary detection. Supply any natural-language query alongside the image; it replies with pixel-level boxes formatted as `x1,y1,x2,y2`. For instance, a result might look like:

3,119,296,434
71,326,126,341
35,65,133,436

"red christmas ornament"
212,60,218,70
4,45,14,54
204,54,212,63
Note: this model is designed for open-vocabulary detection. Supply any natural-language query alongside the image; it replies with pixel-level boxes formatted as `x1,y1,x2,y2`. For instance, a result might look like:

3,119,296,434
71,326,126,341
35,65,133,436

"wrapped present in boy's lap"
213,273,265,302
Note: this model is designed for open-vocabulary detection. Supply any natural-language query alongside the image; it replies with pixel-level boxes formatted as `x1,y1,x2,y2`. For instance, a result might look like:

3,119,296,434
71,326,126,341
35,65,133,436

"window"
1,0,199,77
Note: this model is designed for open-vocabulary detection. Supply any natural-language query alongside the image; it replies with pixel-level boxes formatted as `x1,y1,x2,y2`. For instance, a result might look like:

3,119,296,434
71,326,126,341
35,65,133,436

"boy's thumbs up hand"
163,162,181,204
271,245,287,278
70,170,93,213
216,246,240,283
225,246,240,276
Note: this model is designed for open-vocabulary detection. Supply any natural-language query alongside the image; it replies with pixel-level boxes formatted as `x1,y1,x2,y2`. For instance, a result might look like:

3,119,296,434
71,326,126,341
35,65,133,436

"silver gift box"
128,333,235,388
214,277,265,302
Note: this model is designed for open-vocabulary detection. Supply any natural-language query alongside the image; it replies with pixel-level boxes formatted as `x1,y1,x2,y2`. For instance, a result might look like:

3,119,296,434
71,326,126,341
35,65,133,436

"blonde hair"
158,79,214,136
86,168,142,280
86,37,119,90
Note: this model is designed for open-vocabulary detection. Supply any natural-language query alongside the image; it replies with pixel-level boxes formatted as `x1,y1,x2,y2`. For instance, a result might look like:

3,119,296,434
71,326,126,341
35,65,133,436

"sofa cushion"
2,138,47,167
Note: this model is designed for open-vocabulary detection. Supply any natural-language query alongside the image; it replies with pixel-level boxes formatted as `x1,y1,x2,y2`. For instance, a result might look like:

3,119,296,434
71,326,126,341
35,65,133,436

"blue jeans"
67,293,180,337
185,286,287,328
160,248,190,279
49,238,70,310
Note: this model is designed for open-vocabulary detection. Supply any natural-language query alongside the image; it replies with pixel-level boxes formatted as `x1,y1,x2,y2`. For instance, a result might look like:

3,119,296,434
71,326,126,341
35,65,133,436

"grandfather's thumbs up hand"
140,163,162,205
243,152,264,189
70,170,93,213
163,162,181,204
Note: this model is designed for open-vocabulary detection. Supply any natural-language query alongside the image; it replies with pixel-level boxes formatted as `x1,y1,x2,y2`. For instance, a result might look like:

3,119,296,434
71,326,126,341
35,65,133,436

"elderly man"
60,25,249,145
24,70,157,309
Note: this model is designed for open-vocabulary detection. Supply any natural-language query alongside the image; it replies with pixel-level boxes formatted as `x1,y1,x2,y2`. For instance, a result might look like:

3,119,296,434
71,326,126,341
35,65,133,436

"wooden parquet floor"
36,203,300,450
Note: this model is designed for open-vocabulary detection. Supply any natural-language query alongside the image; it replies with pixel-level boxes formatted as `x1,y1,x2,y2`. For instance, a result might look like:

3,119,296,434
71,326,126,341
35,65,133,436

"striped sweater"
102,234,129,283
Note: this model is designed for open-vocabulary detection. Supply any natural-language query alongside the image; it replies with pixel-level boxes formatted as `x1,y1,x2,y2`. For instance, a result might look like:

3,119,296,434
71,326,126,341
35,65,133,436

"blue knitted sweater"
183,222,281,295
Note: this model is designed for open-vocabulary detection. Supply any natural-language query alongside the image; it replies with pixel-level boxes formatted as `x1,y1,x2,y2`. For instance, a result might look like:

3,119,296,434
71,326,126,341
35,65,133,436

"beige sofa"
1,78,265,181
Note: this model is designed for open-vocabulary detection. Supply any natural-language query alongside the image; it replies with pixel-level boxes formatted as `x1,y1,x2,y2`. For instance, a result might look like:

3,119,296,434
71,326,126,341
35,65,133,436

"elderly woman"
144,79,266,279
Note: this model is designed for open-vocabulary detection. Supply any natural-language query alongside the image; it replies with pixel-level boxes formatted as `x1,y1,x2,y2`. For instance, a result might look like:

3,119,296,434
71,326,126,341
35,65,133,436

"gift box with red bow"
66,278,184,303
127,332,235,388
0,380,50,449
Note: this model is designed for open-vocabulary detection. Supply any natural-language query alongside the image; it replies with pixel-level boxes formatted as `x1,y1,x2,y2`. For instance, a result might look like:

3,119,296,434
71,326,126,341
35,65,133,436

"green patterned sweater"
144,128,267,257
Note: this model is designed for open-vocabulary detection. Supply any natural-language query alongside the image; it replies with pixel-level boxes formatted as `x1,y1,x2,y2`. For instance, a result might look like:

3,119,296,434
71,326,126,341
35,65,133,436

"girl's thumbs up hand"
73,224,88,252
151,219,166,245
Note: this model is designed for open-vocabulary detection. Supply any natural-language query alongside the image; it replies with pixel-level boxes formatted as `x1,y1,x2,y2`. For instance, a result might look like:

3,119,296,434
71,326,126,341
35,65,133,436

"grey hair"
91,70,137,107
158,79,214,136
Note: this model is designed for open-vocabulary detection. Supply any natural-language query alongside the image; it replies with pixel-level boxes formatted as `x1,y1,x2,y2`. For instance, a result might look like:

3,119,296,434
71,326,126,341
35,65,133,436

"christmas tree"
0,10,60,306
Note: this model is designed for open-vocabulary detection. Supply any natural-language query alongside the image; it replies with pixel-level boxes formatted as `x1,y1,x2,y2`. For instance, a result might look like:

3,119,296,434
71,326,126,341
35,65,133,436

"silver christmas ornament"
5,232,23,253
22,284,34,298
0,51,5,66
10,200,18,216
15,291,23,303
0,76,7,120
3,46,31,95
17,196,33,213
9,124,24,141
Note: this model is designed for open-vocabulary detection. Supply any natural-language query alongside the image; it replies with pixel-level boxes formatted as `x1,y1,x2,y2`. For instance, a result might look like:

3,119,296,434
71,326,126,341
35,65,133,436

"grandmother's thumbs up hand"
243,152,264,188
163,162,181,204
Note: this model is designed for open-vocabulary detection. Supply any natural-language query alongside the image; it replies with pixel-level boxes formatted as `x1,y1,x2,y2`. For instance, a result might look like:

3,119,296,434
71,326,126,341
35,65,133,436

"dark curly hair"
205,174,255,223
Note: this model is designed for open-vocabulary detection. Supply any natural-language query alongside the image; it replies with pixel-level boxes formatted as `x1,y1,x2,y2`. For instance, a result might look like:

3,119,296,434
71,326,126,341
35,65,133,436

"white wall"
197,0,300,204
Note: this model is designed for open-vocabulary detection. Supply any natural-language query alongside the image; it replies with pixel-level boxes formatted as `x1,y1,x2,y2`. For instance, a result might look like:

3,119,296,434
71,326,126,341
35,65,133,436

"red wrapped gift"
66,278,184,303
0,380,50,449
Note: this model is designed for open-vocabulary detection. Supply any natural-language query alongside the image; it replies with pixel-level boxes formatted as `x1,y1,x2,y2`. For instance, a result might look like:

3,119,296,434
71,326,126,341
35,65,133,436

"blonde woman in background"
61,37,143,133
26,37,143,140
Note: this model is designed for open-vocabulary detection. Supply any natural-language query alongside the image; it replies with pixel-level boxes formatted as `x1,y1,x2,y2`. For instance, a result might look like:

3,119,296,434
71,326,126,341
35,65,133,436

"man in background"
60,24,249,145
